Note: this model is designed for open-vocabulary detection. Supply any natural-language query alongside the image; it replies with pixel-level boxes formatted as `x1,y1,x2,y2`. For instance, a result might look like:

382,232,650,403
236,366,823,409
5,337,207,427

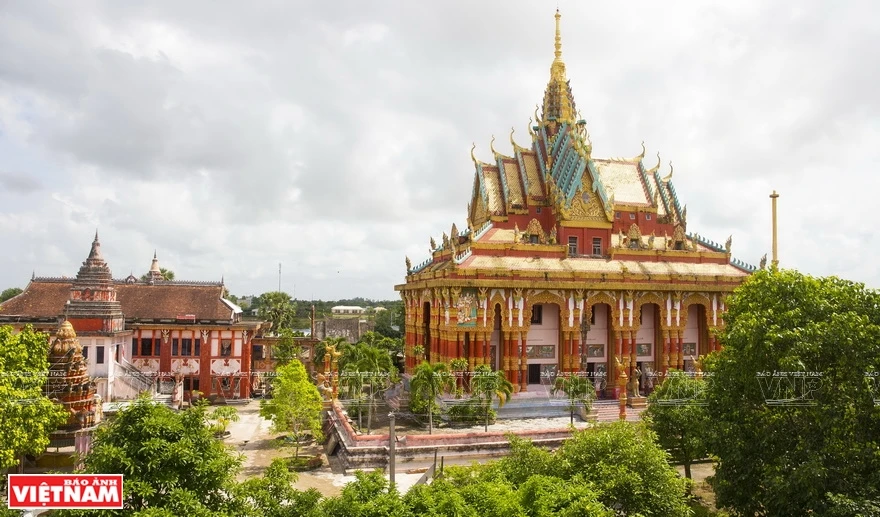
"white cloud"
1,0,879,299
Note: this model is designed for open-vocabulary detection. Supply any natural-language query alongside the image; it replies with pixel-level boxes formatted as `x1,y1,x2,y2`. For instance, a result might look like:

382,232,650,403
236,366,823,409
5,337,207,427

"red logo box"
7,474,123,510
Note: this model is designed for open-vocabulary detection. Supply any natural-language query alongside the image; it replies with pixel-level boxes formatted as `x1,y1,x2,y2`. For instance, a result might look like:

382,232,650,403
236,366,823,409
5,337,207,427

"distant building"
331,306,366,316
0,233,265,402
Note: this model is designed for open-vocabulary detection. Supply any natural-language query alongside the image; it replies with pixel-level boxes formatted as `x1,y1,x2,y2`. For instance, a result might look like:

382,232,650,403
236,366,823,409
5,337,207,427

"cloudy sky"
1,1,877,300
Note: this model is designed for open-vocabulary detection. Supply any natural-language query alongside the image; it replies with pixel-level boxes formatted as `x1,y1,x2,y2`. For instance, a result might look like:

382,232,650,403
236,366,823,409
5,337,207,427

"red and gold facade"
396,11,755,396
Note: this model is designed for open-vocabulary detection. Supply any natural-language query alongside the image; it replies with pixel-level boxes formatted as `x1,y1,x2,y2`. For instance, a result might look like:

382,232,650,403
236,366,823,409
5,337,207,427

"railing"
453,248,473,264
116,358,155,394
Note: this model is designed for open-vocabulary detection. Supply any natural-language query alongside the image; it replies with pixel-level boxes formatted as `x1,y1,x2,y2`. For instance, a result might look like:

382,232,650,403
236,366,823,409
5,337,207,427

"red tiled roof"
0,281,235,322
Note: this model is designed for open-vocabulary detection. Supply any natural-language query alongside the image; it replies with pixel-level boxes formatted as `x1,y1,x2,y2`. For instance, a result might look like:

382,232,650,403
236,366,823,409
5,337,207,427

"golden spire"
553,9,563,70
550,9,567,82
542,10,576,126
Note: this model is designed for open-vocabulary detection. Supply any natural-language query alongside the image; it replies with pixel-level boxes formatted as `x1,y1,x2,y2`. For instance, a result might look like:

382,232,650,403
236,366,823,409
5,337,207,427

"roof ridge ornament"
470,143,478,165
636,141,646,161
661,161,674,183
490,135,497,156
527,117,536,140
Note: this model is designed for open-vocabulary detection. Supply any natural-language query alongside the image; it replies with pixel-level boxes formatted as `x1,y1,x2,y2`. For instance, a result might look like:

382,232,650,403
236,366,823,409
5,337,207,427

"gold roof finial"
550,9,567,82
554,9,563,63
470,143,478,164
534,104,540,124
527,117,536,139
490,135,497,156
637,141,646,160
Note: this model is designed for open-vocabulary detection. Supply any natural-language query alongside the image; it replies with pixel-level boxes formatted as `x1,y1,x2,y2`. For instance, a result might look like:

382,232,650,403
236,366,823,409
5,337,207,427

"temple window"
629,213,636,220
221,340,232,356
536,207,542,214
96,346,105,364
590,309,596,325
140,338,152,356
530,235,539,244
194,339,201,356
253,344,264,359
131,338,137,357
83,346,89,360
531,305,543,324
181,339,193,356
568,236,578,255
172,338,179,356
615,212,620,219
592,237,602,255
154,340,161,356
646,213,652,220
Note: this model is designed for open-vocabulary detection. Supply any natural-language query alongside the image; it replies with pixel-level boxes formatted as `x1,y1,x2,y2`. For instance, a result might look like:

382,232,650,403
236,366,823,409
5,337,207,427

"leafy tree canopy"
643,370,710,479
56,400,246,516
259,360,323,457
0,325,68,470
0,287,23,303
707,269,880,516
256,291,297,333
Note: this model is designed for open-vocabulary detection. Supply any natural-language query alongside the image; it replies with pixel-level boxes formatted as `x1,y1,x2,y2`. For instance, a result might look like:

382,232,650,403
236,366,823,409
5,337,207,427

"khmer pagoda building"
396,11,757,398
0,233,265,402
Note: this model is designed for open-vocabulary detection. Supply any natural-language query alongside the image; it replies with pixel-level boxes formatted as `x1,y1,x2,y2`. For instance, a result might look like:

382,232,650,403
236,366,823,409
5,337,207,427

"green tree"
140,268,175,281
235,458,322,517
553,422,692,516
373,309,400,339
551,373,595,425
204,404,240,436
259,360,323,458
340,345,396,434
409,360,452,434
271,328,302,367
317,470,408,517
0,287,23,303
706,269,880,516
642,370,710,479
257,291,297,333
470,364,514,432
0,325,68,470
56,399,246,516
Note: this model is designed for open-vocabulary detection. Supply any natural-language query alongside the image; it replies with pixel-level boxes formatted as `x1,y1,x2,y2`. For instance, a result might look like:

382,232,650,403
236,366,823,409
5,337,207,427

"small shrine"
38,319,100,468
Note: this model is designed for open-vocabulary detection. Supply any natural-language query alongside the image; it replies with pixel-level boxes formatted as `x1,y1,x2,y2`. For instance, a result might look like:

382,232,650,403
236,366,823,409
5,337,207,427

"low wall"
328,404,574,471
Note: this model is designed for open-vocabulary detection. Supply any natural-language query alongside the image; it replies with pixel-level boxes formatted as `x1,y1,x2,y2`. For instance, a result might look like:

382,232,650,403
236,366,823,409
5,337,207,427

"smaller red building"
0,233,265,401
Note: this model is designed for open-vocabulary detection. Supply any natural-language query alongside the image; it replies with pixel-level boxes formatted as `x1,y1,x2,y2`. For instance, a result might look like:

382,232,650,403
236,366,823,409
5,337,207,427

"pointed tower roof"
148,251,164,282
75,231,113,286
541,10,577,127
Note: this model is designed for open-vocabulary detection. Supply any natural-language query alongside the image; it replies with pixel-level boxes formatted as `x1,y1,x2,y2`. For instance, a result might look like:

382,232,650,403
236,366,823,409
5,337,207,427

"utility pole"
278,263,282,292
388,412,396,488
770,191,780,268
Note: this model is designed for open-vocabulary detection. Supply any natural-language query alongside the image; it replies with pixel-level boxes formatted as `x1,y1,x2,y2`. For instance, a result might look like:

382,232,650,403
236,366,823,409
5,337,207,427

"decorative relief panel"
211,358,242,376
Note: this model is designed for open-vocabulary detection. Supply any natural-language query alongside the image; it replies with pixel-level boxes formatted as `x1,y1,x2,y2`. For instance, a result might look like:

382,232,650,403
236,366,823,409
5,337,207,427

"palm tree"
342,345,396,434
471,364,514,432
410,361,452,434
551,374,595,425
257,291,297,333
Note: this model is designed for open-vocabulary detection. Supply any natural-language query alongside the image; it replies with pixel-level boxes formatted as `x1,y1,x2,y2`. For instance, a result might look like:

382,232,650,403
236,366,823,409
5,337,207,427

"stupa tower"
44,320,97,447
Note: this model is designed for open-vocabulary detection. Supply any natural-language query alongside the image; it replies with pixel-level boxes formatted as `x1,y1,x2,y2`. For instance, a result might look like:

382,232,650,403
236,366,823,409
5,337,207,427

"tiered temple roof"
403,10,756,287
0,236,242,325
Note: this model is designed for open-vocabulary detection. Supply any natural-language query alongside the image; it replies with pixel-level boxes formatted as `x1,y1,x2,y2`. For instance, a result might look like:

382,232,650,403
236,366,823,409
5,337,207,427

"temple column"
457,331,465,361
503,331,512,382
661,329,671,375
612,329,622,399
560,330,569,374
520,331,528,392
240,331,251,398
676,330,685,370
572,332,581,373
